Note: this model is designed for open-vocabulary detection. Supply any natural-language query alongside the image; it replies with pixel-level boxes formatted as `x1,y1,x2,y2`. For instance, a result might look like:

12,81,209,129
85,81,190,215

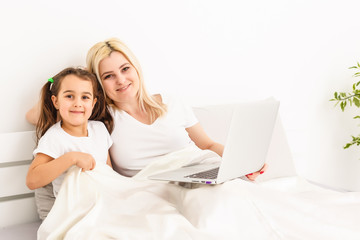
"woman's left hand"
245,163,268,181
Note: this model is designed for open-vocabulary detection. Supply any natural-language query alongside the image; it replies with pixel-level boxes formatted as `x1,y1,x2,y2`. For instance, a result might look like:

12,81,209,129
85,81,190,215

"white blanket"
38,146,360,240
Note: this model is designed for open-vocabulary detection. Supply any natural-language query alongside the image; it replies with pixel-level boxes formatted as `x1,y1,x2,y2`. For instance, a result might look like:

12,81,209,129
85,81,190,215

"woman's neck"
114,100,152,125
114,99,141,115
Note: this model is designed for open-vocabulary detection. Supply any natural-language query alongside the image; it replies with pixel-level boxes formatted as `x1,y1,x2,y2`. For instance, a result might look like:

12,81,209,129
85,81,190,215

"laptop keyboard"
185,167,219,179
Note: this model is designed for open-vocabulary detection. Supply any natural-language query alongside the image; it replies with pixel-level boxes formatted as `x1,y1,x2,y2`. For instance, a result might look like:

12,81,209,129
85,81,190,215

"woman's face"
99,51,140,105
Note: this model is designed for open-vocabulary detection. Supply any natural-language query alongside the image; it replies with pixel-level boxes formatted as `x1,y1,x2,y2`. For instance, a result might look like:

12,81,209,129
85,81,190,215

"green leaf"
333,62,360,150
353,97,360,107
344,143,352,149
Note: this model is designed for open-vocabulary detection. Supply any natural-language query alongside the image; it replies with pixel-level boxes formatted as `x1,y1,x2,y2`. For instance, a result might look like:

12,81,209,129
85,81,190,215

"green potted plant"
331,62,360,149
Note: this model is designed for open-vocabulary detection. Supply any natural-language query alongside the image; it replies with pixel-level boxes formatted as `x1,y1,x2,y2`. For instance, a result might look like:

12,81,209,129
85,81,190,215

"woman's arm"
26,152,96,190
26,100,60,125
26,101,41,125
186,123,224,156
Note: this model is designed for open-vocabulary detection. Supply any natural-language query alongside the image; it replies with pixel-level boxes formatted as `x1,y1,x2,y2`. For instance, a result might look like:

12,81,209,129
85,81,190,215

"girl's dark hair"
36,67,113,142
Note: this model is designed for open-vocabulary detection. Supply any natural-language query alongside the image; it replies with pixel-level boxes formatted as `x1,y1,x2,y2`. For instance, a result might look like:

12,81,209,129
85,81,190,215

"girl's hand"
245,163,268,181
65,152,96,172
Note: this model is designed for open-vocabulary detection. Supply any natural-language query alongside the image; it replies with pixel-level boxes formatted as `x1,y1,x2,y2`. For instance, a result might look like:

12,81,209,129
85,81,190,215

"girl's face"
98,51,140,105
51,75,97,133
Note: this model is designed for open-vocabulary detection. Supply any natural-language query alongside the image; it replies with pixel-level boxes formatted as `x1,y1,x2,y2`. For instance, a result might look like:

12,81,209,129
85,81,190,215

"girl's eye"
122,67,129,72
82,96,90,100
65,95,73,99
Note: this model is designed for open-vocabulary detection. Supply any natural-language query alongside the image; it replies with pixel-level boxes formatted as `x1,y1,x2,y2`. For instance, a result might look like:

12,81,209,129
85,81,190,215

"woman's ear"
51,95,59,110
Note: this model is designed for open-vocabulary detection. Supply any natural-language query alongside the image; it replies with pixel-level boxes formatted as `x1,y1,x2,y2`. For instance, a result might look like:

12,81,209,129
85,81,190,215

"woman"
86,38,266,180
27,37,266,180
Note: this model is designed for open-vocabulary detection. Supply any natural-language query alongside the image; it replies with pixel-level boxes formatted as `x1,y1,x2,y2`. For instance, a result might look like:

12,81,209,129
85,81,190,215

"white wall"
2,0,360,191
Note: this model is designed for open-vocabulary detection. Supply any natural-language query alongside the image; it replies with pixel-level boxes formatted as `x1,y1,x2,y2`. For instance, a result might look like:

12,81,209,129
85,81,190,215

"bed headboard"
0,131,39,228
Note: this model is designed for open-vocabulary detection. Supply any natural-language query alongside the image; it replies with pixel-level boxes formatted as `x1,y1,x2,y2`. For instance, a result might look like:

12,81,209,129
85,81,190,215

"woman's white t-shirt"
33,120,113,197
109,95,198,177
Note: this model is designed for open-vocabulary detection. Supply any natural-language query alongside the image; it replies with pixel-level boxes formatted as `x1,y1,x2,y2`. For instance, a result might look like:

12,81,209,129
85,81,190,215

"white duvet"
38,146,360,240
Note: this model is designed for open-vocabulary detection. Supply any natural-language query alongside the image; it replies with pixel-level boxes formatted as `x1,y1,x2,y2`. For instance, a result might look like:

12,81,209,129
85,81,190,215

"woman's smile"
116,83,131,92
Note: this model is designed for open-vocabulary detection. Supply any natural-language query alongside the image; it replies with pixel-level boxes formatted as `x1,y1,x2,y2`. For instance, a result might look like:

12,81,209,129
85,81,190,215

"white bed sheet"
37,146,360,240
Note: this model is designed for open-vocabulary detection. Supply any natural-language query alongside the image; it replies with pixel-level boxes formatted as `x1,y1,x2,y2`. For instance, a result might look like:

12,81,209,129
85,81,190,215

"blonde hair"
86,37,167,122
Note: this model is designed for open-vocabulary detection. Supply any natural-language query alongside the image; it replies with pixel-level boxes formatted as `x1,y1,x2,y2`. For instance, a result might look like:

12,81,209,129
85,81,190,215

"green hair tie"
48,78,54,83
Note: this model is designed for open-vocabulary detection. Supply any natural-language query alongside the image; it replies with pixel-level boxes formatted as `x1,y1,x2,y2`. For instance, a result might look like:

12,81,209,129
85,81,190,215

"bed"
1,102,359,239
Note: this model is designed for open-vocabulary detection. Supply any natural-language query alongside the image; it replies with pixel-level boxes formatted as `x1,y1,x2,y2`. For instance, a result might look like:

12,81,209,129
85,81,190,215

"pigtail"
35,82,58,143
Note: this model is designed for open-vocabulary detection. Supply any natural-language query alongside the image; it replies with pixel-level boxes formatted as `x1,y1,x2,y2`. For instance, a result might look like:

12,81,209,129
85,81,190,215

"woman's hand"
245,163,268,181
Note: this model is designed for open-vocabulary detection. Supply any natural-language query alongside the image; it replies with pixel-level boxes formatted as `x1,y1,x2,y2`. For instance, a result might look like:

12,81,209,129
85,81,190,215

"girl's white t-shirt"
109,95,198,177
33,120,113,197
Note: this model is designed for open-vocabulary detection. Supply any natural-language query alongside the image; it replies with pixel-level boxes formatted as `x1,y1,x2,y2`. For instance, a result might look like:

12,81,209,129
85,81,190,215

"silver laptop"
149,98,280,184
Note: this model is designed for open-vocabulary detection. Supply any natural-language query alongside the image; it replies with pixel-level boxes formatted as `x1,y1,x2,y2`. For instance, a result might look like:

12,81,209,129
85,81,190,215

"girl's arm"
26,152,96,190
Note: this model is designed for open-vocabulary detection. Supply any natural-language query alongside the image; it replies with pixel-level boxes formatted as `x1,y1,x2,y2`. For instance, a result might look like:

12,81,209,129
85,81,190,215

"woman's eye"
122,67,129,72
104,74,114,80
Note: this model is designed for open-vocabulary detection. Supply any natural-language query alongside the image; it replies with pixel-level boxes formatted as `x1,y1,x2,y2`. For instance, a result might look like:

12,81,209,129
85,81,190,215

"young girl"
26,67,113,198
